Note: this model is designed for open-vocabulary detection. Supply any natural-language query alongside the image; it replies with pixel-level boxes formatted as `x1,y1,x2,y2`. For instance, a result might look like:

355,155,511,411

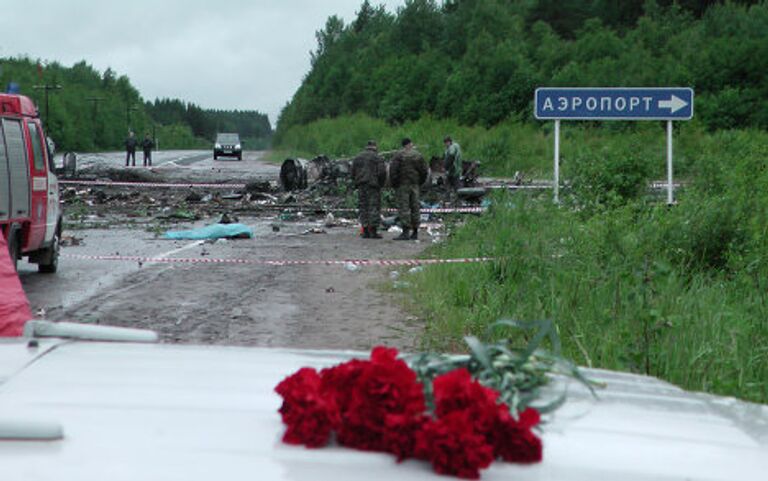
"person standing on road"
142,132,154,167
124,131,137,167
351,140,387,239
443,135,462,201
389,138,427,241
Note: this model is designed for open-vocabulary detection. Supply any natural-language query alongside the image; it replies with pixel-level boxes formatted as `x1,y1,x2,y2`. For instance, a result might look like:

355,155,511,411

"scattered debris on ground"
61,156,483,247
302,228,327,235
60,235,83,247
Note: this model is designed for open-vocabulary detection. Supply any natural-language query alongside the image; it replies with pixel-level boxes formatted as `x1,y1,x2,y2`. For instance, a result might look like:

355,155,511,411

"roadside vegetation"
274,1,768,403
409,128,768,404
272,114,547,175
274,113,721,179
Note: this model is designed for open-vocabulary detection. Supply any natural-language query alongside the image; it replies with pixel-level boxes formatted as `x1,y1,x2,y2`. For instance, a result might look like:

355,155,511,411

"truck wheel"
7,230,20,272
38,229,60,274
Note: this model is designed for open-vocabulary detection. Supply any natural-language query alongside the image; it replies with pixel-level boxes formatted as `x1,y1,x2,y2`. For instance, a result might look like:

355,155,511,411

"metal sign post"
535,87,694,204
667,120,674,205
554,119,560,203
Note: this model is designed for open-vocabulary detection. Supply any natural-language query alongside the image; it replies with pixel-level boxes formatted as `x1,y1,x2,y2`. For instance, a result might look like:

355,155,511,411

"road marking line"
149,240,205,265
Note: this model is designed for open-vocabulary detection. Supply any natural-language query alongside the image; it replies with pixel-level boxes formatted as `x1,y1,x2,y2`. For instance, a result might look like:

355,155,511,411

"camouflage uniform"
351,146,386,232
444,141,462,194
390,147,427,233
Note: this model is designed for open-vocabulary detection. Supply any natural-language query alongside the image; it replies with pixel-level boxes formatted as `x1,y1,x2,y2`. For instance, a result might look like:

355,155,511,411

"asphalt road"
71,149,278,183
19,150,428,350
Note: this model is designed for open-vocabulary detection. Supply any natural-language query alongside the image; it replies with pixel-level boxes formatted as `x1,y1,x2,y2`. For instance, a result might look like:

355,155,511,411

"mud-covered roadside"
37,218,427,350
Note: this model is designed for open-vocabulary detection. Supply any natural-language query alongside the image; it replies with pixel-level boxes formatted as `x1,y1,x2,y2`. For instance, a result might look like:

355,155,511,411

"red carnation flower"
415,411,494,479
433,369,544,465
321,346,426,456
320,358,368,414
364,347,426,416
433,368,499,436
492,408,542,463
276,347,544,478
275,367,338,448
382,413,431,461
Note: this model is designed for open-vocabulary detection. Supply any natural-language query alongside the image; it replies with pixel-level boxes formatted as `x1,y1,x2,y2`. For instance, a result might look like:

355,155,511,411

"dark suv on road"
214,133,242,160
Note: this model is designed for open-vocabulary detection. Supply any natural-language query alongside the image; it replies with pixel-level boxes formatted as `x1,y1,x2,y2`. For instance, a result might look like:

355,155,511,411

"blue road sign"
535,87,694,120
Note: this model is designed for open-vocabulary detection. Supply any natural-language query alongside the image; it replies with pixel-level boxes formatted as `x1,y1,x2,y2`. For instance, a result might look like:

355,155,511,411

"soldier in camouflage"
389,138,428,241
351,140,387,239
443,136,462,201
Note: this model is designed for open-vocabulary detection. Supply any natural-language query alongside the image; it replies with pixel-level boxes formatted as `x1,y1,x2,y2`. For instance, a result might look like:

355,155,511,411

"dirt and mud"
18,150,450,351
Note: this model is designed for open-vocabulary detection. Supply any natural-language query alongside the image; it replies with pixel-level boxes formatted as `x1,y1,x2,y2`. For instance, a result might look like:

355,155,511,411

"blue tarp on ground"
163,223,254,240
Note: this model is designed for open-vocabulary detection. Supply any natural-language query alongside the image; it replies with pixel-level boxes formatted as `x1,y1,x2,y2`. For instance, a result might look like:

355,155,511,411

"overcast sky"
0,0,405,127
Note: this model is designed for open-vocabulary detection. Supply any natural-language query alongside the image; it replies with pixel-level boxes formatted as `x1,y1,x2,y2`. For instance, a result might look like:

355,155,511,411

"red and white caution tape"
60,180,246,189
62,253,494,267
386,207,484,214
270,206,486,214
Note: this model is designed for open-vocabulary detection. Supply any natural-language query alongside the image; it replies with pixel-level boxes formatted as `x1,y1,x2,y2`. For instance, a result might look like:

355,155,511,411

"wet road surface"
72,149,278,183
20,150,429,350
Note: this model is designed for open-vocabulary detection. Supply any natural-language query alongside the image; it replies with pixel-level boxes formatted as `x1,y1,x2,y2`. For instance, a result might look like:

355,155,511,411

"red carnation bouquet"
275,320,595,479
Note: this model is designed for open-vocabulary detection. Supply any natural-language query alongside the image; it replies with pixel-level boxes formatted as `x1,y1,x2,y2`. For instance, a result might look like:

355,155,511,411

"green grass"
274,113,724,179
406,125,767,404
265,150,295,164
411,192,768,404
275,114,550,176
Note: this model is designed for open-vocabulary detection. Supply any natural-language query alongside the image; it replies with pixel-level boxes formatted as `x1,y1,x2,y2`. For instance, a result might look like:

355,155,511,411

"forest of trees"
0,57,272,151
275,0,767,139
145,99,272,146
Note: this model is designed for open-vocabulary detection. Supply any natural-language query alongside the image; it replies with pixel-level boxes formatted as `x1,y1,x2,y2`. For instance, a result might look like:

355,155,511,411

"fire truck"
0,93,61,273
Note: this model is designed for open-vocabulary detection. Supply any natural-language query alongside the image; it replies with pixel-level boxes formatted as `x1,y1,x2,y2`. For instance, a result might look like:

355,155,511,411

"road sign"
534,87,695,205
535,87,694,120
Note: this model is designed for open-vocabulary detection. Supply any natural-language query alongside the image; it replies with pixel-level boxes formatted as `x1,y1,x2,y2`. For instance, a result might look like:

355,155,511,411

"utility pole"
126,102,138,131
87,96,105,115
33,84,62,130
86,97,105,147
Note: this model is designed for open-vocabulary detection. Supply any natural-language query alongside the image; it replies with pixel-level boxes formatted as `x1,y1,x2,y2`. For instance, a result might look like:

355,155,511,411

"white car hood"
0,340,766,481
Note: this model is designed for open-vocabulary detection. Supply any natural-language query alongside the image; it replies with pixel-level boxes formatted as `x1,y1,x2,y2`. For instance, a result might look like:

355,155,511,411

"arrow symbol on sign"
658,95,688,114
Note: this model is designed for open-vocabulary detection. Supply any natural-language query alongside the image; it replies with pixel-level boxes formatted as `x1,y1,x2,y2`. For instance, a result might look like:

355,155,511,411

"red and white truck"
0,93,61,273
